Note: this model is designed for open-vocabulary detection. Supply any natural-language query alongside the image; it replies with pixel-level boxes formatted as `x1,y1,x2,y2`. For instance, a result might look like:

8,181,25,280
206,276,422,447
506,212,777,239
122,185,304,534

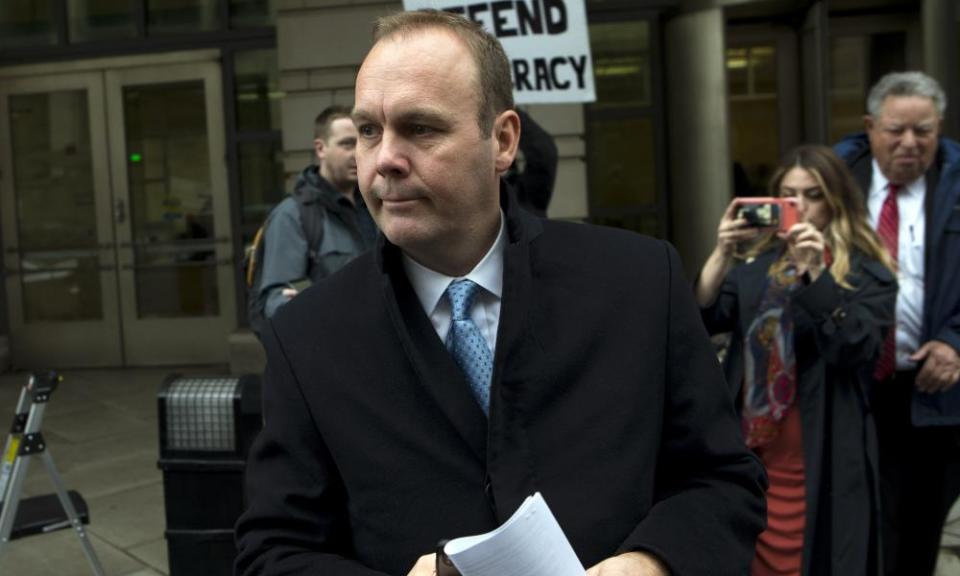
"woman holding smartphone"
696,145,896,575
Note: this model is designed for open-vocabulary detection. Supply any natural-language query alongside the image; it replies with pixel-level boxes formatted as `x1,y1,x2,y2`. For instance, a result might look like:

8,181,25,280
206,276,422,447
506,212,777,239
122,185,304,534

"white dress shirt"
867,160,925,369
402,211,505,355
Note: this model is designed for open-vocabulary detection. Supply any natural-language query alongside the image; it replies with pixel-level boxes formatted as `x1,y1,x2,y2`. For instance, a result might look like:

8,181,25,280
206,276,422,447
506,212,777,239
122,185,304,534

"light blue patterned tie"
444,279,493,415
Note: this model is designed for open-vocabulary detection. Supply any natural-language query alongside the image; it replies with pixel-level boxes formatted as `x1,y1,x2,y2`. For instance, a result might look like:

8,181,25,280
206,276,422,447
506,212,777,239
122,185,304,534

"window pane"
726,48,748,96
69,0,136,42
589,21,651,108
586,18,660,237
829,37,867,144
751,46,776,95
238,139,284,245
730,97,779,196
10,91,103,322
728,44,779,195
0,0,56,49
587,116,657,209
828,32,905,144
230,0,276,28
234,49,283,132
726,46,777,96
148,0,220,35
124,81,220,318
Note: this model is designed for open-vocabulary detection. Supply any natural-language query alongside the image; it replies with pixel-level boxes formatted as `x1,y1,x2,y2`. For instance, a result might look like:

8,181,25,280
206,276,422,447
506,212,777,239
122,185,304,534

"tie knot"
446,279,481,321
887,183,901,196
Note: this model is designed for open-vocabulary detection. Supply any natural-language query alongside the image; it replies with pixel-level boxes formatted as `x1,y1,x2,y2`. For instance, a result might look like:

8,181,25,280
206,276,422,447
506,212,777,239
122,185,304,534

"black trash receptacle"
157,374,262,576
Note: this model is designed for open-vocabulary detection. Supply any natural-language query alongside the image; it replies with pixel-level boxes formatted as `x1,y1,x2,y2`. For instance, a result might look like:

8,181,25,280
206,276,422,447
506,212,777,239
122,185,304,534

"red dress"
751,405,806,576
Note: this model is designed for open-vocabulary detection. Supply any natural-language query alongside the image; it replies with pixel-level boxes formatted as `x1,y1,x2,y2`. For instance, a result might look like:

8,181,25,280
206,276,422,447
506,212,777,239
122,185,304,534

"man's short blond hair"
314,105,352,140
372,9,514,135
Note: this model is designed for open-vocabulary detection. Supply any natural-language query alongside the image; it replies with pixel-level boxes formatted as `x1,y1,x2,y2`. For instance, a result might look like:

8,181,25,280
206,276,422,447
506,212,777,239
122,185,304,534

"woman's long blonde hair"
742,145,894,288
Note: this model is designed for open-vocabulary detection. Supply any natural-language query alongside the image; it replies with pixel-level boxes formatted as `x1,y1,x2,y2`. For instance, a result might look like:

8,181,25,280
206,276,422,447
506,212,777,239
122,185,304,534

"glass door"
0,72,123,367
106,61,234,365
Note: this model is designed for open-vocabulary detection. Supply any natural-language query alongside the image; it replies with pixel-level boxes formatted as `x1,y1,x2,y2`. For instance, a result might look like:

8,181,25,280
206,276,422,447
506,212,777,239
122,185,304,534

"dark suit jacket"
235,189,767,576
701,249,896,575
835,134,960,425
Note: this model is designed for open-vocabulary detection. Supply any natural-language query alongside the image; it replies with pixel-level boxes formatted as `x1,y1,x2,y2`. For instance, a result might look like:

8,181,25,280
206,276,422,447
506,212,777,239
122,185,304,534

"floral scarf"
741,260,801,448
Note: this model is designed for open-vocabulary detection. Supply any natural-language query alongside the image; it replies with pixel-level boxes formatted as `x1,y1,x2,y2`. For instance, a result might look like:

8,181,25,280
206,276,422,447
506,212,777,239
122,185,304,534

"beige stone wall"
275,0,588,221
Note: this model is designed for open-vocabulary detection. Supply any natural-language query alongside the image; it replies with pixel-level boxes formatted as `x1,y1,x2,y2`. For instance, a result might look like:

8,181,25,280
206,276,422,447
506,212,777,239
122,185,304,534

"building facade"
0,0,955,369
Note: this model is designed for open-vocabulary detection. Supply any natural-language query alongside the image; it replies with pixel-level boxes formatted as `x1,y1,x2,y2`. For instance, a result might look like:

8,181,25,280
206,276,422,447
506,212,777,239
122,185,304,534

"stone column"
922,0,959,140
665,5,730,274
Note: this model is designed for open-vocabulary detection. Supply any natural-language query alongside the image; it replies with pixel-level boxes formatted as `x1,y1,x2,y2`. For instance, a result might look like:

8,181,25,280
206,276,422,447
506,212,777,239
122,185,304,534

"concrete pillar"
665,5,730,274
523,104,588,221
922,0,959,140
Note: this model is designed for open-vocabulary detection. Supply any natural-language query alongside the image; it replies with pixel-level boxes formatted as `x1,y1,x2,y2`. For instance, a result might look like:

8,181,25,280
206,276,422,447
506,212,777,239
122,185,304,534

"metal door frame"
0,71,122,367
105,58,235,366
0,50,234,367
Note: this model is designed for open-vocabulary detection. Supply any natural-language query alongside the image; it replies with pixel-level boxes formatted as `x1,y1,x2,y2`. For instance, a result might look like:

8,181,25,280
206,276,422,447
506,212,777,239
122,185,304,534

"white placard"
401,0,596,104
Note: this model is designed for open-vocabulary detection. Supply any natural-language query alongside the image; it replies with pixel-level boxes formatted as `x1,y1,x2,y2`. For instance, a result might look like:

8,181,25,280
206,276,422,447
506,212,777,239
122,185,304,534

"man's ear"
313,137,326,164
493,109,521,175
863,115,875,132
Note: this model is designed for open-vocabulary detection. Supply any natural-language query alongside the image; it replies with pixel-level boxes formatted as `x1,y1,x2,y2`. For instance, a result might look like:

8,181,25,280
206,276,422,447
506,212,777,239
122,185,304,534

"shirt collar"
870,159,924,198
403,211,506,316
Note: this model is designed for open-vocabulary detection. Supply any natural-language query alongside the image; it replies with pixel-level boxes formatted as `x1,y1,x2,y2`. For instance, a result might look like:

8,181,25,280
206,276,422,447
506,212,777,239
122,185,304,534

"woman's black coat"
700,249,897,575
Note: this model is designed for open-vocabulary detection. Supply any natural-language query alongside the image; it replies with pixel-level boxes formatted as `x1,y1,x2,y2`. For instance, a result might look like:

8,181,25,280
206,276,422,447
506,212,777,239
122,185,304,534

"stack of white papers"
443,492,586,576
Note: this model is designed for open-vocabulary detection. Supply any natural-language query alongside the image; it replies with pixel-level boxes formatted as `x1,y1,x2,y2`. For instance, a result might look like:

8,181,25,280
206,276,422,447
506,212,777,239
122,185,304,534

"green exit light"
130,153,142,163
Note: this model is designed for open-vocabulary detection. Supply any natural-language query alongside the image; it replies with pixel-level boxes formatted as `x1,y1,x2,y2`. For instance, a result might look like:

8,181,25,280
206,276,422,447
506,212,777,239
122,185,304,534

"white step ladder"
0,371,105,575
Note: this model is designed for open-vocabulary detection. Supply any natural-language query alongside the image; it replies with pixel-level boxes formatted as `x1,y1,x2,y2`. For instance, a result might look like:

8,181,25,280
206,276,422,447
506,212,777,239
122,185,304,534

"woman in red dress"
696,145,896,575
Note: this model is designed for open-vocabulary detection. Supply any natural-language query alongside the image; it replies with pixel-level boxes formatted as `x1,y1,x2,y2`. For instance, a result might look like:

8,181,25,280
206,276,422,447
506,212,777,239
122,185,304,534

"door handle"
114,199,126,224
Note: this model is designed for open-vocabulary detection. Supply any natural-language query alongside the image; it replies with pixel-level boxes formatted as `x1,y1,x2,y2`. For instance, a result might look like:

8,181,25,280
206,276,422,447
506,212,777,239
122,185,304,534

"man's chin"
888,167,925,185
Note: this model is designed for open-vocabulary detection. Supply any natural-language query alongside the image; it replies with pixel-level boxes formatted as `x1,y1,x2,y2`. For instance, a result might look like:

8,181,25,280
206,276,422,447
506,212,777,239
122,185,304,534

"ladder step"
0,490,90,541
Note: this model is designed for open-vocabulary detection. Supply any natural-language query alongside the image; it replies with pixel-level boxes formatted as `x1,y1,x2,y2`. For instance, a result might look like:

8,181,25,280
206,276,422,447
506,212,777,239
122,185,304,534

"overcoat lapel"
490,193,543,411
371,185,546,476
483,191,545,519
378,242,488,462
928,153,960,262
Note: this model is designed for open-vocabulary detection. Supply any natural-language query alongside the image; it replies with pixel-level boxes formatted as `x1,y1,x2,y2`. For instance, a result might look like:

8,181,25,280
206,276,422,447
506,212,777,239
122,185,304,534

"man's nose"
900,128,918,148
376,132,410,178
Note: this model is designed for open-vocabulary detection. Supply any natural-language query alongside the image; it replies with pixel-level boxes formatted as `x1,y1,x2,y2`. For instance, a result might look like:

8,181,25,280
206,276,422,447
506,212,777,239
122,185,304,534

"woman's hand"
716,200,760,258
695,200,760,307
781,222,825,280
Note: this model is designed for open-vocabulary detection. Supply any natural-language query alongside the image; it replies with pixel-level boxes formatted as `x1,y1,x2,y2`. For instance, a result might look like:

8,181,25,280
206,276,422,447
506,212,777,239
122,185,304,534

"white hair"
867,71,947,117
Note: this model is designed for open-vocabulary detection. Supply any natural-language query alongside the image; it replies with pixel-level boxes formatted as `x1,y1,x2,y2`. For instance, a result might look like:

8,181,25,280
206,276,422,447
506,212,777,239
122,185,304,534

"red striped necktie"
874,183,899,381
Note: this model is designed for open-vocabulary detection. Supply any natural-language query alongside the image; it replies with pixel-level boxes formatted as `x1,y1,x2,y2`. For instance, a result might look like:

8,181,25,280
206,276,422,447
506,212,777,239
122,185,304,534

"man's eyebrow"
394,108,449,126
351,110,377,124
351,107,454,129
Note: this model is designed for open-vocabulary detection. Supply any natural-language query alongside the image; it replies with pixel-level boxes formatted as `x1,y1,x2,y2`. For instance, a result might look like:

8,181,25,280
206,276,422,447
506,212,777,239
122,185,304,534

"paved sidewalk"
0,366,224,576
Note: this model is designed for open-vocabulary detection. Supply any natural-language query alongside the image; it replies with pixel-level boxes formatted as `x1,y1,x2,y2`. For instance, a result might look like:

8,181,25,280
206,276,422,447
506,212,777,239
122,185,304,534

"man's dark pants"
872,370,960,575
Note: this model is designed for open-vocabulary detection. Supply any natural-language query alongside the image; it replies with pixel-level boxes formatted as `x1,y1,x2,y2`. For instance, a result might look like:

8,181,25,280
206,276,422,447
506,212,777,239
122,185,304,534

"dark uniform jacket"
235,188,767,576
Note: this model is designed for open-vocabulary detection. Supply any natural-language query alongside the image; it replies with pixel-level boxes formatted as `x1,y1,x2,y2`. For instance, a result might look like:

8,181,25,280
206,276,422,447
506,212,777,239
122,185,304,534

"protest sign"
401,0,596,103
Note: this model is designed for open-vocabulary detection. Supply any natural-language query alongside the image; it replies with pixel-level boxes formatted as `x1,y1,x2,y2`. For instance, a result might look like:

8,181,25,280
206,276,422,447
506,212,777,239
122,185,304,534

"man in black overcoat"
235,9,766,576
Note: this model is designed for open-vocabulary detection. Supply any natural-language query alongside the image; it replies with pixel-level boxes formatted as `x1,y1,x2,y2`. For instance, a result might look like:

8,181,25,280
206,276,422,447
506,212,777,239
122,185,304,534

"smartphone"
733,197,799,232
436,540,460,576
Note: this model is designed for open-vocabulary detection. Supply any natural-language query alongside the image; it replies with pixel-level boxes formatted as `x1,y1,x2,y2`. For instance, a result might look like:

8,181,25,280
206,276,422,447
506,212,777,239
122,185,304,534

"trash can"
157,374,262,576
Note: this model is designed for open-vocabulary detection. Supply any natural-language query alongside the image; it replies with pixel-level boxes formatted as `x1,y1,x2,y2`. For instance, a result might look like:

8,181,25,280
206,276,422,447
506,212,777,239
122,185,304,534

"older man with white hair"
835,71,960,576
